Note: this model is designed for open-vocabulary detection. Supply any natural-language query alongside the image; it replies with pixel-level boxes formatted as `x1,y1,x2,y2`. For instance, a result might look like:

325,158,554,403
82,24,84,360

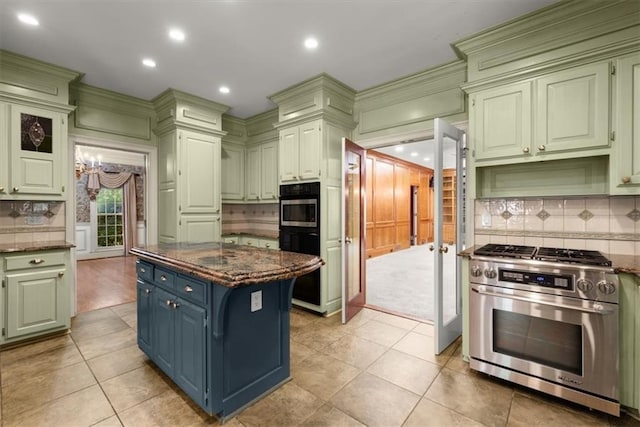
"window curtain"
87,170,137,254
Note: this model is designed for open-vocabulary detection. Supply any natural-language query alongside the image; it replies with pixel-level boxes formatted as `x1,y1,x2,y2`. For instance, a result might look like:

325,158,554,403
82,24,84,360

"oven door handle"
471,287,615,315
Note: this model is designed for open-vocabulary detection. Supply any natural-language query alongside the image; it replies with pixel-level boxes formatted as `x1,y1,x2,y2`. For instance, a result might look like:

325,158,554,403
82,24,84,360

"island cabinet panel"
151,286,176,377
135,258,296,421
136,280,153,355
174,299,206,406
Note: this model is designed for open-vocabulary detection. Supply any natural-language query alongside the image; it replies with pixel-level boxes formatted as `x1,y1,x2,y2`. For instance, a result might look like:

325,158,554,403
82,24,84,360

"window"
96,188,123,247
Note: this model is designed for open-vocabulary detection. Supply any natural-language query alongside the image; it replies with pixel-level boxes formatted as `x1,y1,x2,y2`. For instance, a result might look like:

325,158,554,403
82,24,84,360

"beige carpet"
366,245,458,322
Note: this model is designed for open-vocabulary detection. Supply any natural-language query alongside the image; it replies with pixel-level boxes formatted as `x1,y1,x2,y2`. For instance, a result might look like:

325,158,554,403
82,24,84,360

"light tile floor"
1,304,638,427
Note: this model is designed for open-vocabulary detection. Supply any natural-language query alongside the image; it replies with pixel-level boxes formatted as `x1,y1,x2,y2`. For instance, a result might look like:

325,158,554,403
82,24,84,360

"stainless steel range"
469,244,619,416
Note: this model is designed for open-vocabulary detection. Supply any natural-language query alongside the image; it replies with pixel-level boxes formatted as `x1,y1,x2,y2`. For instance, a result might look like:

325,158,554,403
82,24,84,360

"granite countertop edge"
222,231,280,240
458,245,640,275
0,240,75,253
130,245,323,288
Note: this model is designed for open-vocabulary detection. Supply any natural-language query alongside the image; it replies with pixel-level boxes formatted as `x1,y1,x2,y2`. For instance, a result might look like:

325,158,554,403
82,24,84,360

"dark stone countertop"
458,245,640,276
0,240,74,254
130,242,323,288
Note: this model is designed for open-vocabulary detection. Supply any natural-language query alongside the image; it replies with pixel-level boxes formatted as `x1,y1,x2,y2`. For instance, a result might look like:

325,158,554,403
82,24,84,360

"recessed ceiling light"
423,157,430,161
17,13,39,26
304,37,318,50
219,86,230,94
410,152,418,157
394,146,404,152
169,28,185,42
142,58,156,68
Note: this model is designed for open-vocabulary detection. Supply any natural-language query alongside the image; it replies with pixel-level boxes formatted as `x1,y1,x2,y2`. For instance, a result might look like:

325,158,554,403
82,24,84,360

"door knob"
429,245,435,252
522,147,530,153
345,237,353,244
439,246,449,254
622,176,631,184
0,186,4,192
12,187,19,193
538,145,546,151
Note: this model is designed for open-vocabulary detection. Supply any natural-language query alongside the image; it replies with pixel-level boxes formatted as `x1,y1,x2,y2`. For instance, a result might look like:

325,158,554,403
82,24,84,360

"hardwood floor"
76,256,138,313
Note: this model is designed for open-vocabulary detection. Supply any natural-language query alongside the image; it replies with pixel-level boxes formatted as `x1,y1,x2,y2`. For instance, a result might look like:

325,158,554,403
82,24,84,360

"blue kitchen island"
130,242,323,422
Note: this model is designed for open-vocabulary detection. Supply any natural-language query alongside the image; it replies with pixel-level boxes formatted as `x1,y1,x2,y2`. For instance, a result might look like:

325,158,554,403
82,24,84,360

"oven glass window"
493,310,582,375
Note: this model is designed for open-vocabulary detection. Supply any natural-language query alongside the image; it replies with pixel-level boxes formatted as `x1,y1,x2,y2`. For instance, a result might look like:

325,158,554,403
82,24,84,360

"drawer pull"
184,285,193,293
12,187,19,193
160,275,167,281
30,259,45,265
140,267,146,273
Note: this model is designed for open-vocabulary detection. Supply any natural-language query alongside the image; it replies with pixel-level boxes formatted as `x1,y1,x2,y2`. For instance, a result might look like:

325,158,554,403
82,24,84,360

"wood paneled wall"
366,150,434,258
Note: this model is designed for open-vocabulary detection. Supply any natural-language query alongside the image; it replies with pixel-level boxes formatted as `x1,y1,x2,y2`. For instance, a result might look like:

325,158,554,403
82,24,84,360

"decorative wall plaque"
21,113,53,153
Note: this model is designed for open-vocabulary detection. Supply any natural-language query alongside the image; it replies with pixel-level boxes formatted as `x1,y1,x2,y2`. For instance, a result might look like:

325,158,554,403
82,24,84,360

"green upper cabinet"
471,81,532,161
470,61,612,166
535,62,610,154
179,130,221,215
9,105,66,198
279,120,321,183
0,51,79,201
153,89,229,243
221,143,245,201
247,140,278,202
0,102,8,197
612,52,640,194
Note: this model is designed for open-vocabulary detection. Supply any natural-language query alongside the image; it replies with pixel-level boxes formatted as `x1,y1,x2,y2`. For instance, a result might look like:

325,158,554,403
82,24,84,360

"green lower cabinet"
1,249,71,344
619,273,640,412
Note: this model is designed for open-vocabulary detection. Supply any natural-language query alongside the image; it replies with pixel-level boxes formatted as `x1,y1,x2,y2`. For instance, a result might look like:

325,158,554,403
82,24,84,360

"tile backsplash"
0,201,66,245
474,196,640,256
221,203,279,235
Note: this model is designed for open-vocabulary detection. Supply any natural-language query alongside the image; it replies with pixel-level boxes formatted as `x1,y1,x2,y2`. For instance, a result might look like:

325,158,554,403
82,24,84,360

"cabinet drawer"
4,251,66,271
154,267,176,290
136,261,154,282
176,276,207,305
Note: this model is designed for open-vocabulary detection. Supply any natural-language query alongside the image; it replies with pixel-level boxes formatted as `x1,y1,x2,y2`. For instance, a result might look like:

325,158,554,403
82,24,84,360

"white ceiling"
1,0,558,119
374,138,460,170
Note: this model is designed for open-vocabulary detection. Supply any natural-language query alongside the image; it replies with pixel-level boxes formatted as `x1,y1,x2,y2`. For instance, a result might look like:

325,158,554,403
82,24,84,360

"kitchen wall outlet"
251,290,262,312
481,212,492,227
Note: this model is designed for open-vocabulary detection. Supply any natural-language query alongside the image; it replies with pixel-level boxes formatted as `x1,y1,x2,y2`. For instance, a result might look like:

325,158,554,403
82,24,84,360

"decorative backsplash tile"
221,203,279,235
0,201,66,244
475,196,640,255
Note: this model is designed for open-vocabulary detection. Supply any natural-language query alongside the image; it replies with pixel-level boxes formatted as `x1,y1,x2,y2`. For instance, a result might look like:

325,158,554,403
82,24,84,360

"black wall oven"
279,182,321,306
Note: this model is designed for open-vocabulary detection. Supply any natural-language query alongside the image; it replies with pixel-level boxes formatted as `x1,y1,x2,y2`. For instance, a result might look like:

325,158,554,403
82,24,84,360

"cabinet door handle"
172,302,180,309
145,288,151,295
184,285,193,293
12,187,19,193
0,186,4,192
522,147,530,153
622,176,631,184
538,145,546,151
166,299,172,306
58,271,65,278
30,259,45,265
160,275,167,281
140,267,146,273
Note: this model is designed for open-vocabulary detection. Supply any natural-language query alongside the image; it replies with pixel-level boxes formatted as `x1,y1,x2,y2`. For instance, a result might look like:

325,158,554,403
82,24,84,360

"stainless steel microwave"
280,198,317,228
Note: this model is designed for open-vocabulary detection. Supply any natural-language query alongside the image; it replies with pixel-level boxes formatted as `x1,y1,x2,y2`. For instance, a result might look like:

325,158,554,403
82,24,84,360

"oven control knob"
484,268,497,279
471,265,483,277
576,279,593,292
597,281,616,295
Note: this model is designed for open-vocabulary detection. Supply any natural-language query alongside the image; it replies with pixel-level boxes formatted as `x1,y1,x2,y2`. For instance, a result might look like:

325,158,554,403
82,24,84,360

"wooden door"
343,138,366,323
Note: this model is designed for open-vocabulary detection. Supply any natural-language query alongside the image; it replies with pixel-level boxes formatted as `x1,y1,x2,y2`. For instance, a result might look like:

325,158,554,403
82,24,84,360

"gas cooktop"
474,244,612,267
